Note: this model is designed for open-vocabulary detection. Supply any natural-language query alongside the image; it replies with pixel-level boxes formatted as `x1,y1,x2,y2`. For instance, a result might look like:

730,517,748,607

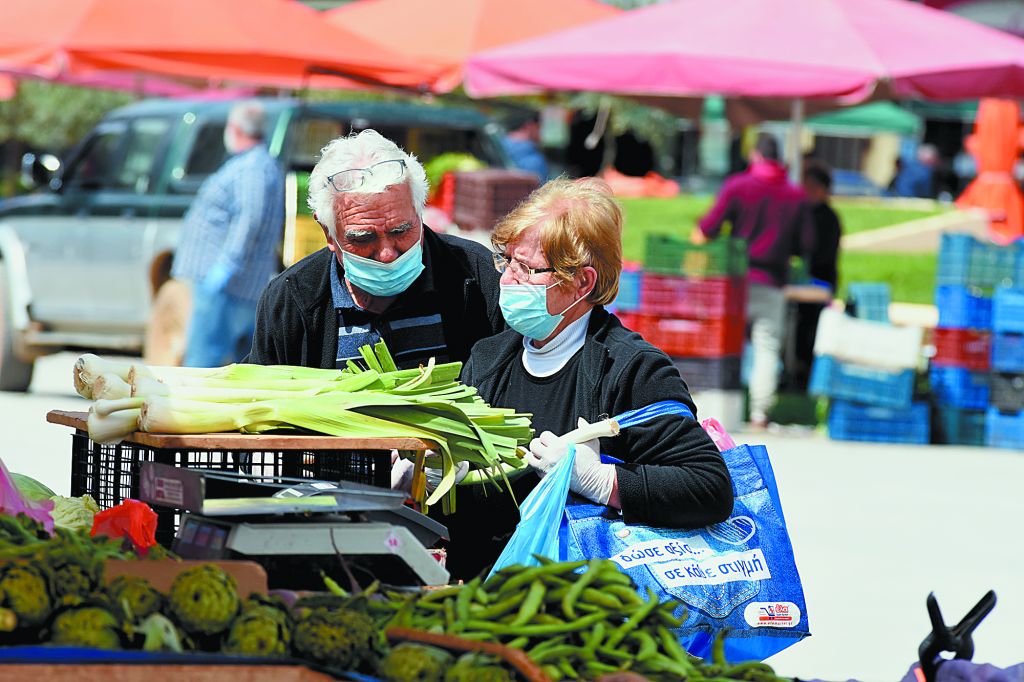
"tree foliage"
0,81,133,151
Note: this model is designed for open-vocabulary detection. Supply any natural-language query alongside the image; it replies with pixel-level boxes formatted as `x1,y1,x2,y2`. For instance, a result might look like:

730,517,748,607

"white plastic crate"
813,308,924,371
691,389,746,434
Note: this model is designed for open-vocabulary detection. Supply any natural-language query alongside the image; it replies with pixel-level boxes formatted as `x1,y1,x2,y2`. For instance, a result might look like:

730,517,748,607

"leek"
87,407,140,444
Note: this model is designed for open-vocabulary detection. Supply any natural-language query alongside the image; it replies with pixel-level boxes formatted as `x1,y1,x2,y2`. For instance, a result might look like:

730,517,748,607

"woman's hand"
527,420,617,506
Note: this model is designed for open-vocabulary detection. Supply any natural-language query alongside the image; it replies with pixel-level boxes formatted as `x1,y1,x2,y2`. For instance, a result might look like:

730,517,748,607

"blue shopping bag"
492,401,810,663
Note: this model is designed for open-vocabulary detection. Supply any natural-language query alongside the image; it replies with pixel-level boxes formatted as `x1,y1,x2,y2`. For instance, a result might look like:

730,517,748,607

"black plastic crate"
672,356,742,391
932,406,987,446
991,373,1024,413
68,430,390,545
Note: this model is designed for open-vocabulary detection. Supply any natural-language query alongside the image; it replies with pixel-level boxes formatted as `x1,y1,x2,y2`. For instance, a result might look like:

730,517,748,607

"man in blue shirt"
172,101,284,367
501,110,548,182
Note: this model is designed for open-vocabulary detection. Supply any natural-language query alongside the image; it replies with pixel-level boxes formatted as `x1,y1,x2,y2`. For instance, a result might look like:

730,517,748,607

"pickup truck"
0,97,509,391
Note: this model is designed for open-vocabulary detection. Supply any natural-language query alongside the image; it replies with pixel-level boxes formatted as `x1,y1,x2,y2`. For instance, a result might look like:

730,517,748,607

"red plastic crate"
932,327,991,371
639,274,748,320
635,314,745,357
616,311,642,332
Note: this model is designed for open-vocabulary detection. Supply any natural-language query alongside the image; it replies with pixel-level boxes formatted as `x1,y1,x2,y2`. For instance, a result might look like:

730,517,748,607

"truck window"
113,118,173,193
183,120,229,179
287,117,347,172
372,124,497,166
62,123,127,190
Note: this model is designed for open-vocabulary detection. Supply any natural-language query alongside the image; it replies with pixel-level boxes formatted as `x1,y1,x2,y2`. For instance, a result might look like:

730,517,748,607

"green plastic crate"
643,234,748,277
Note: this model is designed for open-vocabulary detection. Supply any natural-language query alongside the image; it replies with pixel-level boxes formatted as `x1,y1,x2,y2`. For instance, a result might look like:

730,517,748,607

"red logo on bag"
758,604,793,623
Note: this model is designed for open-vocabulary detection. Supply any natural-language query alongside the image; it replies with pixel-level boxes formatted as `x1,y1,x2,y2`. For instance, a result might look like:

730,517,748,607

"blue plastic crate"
828,399,930,444
848,283,890,323
993,287,1024,334
929,366,990,409
992,333,1024,372
968,242,1018,288
986,407,1024,450
934,286,993,330
614,268,641,312
936,233,974,287
932,407,987,446
808,355,914,408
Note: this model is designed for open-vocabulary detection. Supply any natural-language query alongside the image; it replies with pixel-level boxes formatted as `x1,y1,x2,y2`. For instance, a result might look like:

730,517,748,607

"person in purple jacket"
693,133,815,427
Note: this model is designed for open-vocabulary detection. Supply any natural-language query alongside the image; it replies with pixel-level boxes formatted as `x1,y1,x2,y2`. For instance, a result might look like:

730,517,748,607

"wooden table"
47,410,439,543
47,410,437,452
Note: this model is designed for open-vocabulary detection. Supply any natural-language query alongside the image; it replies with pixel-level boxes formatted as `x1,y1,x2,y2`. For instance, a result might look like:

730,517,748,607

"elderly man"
247,129,503,369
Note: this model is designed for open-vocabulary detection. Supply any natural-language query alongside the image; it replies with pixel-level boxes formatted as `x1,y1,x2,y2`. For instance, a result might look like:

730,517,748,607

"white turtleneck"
521,310,593,378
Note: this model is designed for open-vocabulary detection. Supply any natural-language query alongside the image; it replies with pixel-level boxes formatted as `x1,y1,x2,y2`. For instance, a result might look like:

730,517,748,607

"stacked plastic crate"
615,235,748,429
809,306,927,444
929,234,1023,448
989,285,1024,449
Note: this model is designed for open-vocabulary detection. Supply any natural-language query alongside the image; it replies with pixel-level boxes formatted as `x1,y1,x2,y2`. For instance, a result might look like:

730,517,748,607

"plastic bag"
562,443,808,663
487,444,576,578
91,500,159,555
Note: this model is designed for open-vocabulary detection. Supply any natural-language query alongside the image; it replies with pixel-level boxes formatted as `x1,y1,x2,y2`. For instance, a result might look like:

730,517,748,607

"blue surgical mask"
339,234,425,297
499,282,586,340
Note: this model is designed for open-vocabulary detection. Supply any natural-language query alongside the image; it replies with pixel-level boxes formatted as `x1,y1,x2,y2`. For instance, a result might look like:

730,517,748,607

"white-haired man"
173,100,284,367
247,129,503,370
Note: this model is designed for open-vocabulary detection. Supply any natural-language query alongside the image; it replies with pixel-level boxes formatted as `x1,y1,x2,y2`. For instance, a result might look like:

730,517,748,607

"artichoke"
168,564,240,636
50,605,123,649
293,607,378,671
0,561,52,628
107,575,163,620
444,653,514,682
379,643,453,682
224,603,292,657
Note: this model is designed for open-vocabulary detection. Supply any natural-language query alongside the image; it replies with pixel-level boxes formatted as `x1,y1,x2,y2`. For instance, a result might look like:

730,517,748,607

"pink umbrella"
465,0,1024,101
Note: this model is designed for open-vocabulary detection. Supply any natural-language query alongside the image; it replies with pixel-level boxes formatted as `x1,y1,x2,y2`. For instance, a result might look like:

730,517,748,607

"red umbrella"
0,0,440,90
326,0,619,93
465,0,1024,101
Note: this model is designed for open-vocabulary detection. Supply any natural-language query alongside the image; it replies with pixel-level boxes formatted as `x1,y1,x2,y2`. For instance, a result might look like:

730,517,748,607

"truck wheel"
0,262,34,392
143,279,191,367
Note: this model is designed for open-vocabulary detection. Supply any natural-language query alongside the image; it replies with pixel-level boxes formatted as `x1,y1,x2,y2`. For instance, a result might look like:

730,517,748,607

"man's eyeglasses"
493,252,557,280
327,159,407,193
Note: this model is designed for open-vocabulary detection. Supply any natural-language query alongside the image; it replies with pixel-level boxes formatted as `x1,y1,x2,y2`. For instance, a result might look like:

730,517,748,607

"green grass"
837,251,937,305
833,203,946,235
619,195,942,303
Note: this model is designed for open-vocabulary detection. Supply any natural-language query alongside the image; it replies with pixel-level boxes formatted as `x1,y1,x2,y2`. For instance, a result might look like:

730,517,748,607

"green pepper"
509,580,546,627
497,560,588,595
561,559,604,619
456,576,480,623
491,610,606,637
656,626,696,669
541,664,564,681
557,658,580,679
421,585,462,603
476,591,527,619
630,629,659,660
605,587,661,648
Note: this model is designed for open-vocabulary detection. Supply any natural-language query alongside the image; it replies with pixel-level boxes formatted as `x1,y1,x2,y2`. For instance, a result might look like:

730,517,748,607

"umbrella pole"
788,97,804,184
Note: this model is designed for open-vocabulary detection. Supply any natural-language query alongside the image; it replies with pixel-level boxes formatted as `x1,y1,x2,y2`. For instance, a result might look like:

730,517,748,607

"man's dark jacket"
445,306,734,580
247,227,503,367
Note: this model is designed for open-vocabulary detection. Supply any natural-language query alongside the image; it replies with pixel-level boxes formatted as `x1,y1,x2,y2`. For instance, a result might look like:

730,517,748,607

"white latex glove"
390,451,468,494
526,418,616,505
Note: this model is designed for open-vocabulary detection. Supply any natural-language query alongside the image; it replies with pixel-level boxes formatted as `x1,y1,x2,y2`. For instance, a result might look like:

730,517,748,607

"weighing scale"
139,463,450,589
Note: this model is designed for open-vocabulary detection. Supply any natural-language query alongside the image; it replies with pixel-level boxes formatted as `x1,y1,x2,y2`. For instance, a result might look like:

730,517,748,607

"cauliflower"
224,603,292,657
444,653,514,682
168,564,240,636
293,607,378,672
49,494,100,532
0,562,52,628
50,605,123,649
379,643,453,682
107,575,163,620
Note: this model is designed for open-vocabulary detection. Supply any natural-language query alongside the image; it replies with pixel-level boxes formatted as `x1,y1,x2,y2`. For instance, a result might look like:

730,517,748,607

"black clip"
918,590,997,682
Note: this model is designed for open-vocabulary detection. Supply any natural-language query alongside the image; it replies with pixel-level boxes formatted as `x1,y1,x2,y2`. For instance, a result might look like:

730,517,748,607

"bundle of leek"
74,342,537,511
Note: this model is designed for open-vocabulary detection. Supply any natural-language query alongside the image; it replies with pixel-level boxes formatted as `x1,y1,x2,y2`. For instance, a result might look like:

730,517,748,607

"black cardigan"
444,307,734,580
246,227,504,367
